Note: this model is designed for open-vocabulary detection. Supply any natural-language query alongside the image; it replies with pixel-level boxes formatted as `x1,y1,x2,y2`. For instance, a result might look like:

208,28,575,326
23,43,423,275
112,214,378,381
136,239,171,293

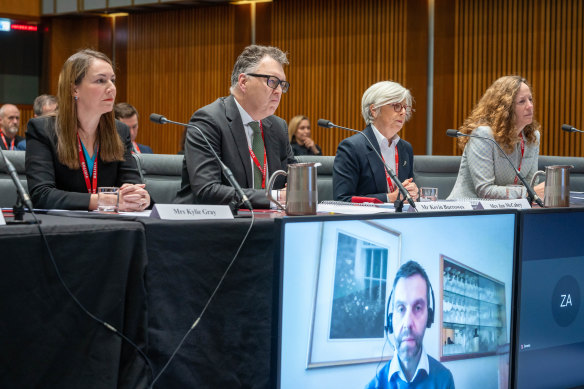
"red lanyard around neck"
77,134,99,194
1,133,15,150
514,134,525,185
247,121,267,189
380,144,399,192
132,141,141,154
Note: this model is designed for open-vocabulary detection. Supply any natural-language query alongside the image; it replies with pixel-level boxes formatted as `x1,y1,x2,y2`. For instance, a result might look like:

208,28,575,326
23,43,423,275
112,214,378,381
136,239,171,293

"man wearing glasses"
176,44,295,208
333,81,419,203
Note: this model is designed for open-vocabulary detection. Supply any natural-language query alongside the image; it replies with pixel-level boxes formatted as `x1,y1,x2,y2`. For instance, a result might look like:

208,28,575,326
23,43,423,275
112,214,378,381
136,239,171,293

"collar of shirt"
233,97,255,148
371,124,400,151
388,346,430,384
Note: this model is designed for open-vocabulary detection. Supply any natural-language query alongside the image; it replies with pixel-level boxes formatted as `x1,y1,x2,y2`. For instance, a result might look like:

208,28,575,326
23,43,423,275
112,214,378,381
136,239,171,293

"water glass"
419,187,438,202
97,187,119,213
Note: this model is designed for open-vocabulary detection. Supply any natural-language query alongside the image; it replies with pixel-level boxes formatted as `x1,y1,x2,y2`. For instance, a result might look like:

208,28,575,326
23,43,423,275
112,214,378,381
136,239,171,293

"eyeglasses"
391,103,413,114
246,73,290,93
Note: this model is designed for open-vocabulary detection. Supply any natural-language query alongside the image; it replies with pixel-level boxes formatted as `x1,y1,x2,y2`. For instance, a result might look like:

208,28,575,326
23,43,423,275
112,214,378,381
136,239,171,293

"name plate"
409,201,474,213
0,211,5,226
150,204,234,220
476,198,531,210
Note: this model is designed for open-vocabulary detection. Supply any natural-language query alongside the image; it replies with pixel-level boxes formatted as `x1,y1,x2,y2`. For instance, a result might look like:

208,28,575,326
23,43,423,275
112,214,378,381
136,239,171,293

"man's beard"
5,125,18,137
396,329,423,362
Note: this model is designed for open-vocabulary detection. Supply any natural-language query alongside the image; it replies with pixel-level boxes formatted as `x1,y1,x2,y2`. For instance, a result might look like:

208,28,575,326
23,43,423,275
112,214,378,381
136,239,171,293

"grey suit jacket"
447,126,540,200
176,95,296,208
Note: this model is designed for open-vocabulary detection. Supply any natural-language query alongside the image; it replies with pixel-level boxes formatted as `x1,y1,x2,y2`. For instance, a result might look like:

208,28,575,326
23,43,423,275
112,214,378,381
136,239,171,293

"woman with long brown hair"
26,49,150,210
448,75,545,200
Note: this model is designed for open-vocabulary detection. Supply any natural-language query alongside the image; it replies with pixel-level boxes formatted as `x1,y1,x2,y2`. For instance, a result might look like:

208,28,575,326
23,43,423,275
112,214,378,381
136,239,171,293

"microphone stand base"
393,199,404,213
228,199,244,216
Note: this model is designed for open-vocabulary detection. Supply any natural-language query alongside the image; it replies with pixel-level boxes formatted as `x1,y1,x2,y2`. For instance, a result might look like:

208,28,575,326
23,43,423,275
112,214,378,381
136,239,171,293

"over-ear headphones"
384,277,435,335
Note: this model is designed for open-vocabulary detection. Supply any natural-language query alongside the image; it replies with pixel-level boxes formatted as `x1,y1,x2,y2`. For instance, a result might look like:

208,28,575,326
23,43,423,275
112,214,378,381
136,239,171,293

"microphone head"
150,113,167,124
317,119,333,128
446,129,460,138
562,124,575,133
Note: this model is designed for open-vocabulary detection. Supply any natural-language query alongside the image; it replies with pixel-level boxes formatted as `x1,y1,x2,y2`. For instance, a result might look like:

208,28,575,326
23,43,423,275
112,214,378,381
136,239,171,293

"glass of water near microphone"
418,187,438,202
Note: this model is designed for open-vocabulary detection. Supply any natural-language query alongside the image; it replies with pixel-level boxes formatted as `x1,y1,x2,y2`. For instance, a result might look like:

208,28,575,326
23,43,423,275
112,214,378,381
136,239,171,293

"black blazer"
175,95,296,208
26,116,142,210
333,125,414,202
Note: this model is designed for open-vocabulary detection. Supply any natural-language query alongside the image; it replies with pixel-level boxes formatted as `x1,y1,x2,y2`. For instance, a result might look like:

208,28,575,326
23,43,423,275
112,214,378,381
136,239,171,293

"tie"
249,121,264,189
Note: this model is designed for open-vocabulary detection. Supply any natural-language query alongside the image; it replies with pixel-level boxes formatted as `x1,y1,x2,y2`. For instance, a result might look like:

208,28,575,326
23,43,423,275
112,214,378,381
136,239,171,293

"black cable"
148,212,256,388
29,211,155,381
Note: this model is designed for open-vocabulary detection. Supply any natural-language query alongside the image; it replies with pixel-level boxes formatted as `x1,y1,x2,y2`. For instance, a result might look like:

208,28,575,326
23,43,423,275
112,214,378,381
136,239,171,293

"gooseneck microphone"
149,113,253,211
318,119,416,211
446,129,544,207
561,124,584,133
0,148,34,212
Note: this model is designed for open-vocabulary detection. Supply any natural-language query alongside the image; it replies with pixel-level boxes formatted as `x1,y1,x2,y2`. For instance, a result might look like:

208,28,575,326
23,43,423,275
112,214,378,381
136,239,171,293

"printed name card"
0,211,5,226
476,198,531,210
408,201,474,213
150,204,234,220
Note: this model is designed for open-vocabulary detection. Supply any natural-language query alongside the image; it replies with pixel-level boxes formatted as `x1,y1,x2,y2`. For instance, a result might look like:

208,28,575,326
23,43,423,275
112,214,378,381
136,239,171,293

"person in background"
288,115,322,156
114,102,153,154
25,49,150,211
16,95,59,151
0,104,24,150
176,44,296,208
447,75,545,200
333,81,418,203
33,94,58,117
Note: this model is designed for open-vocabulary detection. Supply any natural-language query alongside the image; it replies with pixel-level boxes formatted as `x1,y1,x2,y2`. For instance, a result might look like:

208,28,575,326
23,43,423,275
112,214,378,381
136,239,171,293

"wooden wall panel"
46,16,101,95
126,6,237,154
434,0,584,156
270,0,425,156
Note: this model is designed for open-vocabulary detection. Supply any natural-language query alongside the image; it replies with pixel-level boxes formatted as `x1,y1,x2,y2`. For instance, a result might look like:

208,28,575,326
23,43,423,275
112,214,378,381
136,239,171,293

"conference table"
1,206,582,388
0,211,277,389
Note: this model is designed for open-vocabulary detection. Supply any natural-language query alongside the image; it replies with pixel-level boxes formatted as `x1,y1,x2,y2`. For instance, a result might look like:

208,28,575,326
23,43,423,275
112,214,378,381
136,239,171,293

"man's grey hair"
230,45,289,93
361,81,413,125
33,94,58,116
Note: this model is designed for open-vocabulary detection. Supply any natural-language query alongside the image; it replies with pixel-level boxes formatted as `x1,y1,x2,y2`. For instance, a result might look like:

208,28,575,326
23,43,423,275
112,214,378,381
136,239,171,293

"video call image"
278,213,516,389
515,211,584,389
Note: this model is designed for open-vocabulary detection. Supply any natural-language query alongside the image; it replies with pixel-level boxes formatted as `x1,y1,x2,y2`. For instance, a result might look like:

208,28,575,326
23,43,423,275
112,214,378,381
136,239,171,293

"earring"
74,96,78,101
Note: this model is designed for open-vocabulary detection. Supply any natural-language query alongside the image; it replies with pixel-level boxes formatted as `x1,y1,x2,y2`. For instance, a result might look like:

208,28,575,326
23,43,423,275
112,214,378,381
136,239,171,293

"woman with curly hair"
447,75,545,200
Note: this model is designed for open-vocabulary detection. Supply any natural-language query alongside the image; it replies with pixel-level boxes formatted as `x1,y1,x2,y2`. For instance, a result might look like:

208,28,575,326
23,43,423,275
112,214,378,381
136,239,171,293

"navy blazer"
333,125,414,202
25,116,142,210
176,95,296,208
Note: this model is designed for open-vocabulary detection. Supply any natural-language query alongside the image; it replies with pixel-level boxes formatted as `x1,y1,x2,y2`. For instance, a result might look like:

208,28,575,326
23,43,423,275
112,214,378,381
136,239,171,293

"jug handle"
530,170,545,189
265,170,287,211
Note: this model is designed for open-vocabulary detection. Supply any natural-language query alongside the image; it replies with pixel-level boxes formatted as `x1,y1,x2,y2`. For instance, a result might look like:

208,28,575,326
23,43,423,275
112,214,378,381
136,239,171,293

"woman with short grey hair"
333,81,419,203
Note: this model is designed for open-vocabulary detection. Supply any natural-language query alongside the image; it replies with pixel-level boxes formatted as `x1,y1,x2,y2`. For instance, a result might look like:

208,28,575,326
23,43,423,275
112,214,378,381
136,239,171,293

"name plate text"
150,204,234,220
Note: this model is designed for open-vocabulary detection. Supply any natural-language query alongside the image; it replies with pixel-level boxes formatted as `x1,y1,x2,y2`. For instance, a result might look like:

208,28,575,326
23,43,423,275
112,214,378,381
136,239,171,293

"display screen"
515,209,584,388
274,211,517,389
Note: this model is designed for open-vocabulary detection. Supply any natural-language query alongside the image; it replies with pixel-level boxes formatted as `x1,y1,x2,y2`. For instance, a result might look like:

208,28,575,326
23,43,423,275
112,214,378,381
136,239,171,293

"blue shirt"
365,354,455,389
80,141,97,177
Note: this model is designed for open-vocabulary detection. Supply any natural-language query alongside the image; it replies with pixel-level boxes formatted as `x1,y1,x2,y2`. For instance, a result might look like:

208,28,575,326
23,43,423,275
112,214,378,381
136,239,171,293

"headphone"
384,276,435,335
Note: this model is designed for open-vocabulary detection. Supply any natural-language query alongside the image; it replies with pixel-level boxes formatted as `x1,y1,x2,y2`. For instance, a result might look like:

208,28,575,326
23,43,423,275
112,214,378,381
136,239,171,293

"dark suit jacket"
135,143,153,154
333,125,414,202
176,95,296,208
0,134,24,150
26,116,142,210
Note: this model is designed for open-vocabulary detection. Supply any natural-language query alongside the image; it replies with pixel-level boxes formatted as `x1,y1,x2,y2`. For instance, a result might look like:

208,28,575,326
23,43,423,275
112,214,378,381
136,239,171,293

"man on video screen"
366,260,454,388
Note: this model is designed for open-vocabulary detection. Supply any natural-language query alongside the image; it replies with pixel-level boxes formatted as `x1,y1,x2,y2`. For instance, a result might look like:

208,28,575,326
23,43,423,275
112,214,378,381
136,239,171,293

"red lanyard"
380,144,399,192
132,141,141,154
77,134,99,194
514,134,525,185
247,121,267,189
1,133,15,150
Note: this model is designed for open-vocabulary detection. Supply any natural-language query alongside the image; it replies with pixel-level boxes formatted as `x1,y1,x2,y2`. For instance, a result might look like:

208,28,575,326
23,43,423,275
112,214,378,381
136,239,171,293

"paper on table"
317,203,395,214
